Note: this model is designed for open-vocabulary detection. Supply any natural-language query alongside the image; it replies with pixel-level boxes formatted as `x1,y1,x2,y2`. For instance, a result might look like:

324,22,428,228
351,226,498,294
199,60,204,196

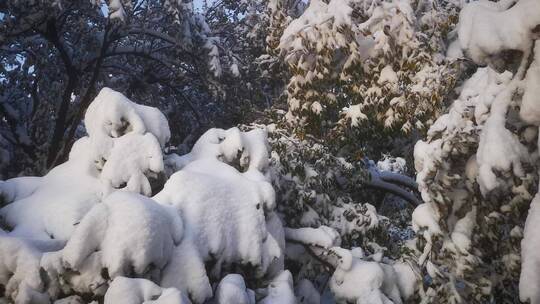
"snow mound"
100,133,164,196
0,89,294,303
156,126,283,279
155,158,281,276
85,87,170,152
329,248,415,304
259,270,296,304
160,238,212,303
0,156,103,240
61,191,183,278
104,277,190,304
215,274,255,304
0,88,170,242
165,127,270,177
457,0,540,66
0,236,55,303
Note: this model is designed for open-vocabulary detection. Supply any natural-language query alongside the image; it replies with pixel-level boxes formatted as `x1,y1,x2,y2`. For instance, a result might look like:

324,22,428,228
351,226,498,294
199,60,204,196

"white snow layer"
329,247,416,304
0,87,170,241
61,191,183,278
104,277,190,304
215,274,255,304
457,0,540,66
259,270,296,304
520,43,540,125
155,139,282,278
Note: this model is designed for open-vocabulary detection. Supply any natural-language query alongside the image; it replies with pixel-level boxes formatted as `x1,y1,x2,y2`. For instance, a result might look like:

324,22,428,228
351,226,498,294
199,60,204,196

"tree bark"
44,18,79,168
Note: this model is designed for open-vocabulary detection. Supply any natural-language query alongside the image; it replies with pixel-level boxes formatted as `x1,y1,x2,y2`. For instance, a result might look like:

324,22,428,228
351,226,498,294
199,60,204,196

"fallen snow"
0,89,296,304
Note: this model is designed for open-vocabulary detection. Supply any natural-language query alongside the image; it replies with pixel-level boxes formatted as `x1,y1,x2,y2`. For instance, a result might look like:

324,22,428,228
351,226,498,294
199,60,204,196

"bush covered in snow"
411,1,540,302
267,0,459,142
0,89,418,304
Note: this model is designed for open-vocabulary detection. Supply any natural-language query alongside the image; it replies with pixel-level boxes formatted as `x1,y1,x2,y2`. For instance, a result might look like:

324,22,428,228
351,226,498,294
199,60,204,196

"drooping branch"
363,162,421,207
285,238,336,272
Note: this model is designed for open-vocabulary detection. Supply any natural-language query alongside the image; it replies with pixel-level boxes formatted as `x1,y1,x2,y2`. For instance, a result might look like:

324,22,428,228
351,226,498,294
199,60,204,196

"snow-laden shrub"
413,3,540,300
0,89,418,304
265,121,419,253
269,0,458,139
0,88,284,303
413,66,535,302
0,88,418,303
0,88,168,241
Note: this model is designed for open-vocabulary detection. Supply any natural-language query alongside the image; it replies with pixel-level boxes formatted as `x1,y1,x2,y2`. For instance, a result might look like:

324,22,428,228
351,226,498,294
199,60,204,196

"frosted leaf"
284,225,340,249
412,203,441,243
343,104,368,127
